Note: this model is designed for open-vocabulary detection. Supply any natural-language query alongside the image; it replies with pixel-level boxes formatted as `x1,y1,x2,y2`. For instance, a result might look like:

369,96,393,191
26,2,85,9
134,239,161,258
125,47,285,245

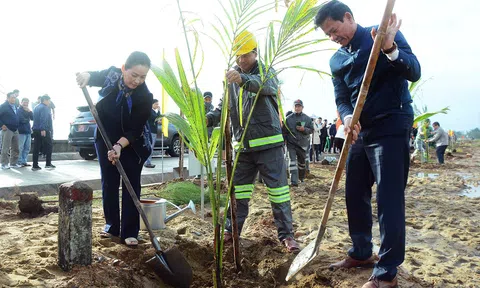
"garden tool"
79,85,192,288
285,0,396,281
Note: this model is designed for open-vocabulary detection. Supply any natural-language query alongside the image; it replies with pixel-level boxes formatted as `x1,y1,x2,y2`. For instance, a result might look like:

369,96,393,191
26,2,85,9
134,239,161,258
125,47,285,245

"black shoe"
144,164,156,168
32,166,42,171
45,164,56,169
290,183,298,187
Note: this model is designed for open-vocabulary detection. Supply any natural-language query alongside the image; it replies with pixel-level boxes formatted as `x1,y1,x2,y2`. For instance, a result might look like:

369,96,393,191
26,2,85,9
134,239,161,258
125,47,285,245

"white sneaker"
1,165,10,170
10,164,22,168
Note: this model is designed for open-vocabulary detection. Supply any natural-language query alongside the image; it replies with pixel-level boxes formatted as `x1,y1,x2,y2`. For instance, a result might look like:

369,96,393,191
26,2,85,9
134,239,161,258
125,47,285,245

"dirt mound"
0,143,479,287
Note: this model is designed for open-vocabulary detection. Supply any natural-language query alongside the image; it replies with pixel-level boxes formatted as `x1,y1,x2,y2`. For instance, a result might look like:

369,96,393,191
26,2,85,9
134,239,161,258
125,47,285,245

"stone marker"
58,181,93,271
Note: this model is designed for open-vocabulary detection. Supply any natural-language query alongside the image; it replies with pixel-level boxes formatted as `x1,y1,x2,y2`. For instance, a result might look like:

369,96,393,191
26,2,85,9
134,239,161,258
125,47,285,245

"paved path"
0,156,188,199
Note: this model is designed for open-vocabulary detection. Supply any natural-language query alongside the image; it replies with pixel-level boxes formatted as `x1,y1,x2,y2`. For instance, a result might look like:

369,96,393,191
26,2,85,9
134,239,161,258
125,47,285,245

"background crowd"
0,90,56,170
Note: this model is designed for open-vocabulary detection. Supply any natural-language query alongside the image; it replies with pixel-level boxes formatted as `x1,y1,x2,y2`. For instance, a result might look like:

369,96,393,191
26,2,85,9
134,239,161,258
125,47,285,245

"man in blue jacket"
0,92,20,169
32,95,55,170
314,1,421,287
17,98,34,167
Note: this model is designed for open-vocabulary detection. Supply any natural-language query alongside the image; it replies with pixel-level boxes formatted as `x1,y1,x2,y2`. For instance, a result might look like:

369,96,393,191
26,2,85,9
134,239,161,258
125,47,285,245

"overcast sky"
1,0,478,139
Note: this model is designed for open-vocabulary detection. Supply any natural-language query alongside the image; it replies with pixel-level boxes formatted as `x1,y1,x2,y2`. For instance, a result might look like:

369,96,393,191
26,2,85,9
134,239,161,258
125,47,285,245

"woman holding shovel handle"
76,51,153,246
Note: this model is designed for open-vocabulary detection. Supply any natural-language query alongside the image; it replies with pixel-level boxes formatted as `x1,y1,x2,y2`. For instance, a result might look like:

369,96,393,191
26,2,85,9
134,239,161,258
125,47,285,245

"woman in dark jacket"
76,51,153,246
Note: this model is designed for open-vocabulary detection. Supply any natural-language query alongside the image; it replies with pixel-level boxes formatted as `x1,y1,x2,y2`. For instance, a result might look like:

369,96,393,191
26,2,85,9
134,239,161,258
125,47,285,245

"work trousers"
288,144,306,185
18,133,32,165
0,129,19,166
436,145,448,164
32,130,52,167
96,140,145,240
345,114,412,282
225,146,294,241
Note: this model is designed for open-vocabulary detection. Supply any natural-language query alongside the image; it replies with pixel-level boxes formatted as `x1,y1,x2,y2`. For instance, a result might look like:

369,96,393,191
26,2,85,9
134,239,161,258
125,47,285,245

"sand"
0,141,479,287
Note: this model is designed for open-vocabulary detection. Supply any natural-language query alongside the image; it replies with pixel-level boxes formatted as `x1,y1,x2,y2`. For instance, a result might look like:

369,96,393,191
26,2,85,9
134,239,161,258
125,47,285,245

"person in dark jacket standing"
284,99,313,186
315,1,421,287
17,98,33,167
206,31,299,252
32,95,54,170
144,99,160,168
320,118,328,153
0,93,20,169
328,119,337,153
204,91,215,138
76,51,153,246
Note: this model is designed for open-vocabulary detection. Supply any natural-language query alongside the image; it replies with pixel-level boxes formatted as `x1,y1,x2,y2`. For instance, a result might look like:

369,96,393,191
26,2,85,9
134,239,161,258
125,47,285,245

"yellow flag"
162,49,169,137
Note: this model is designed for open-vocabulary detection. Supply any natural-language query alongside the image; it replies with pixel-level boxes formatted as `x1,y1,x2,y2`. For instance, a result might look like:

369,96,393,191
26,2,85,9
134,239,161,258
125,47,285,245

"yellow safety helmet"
233,31,257,56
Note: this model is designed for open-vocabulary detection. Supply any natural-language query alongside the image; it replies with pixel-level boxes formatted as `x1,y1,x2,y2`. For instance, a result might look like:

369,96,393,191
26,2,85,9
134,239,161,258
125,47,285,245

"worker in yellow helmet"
206,30,300,253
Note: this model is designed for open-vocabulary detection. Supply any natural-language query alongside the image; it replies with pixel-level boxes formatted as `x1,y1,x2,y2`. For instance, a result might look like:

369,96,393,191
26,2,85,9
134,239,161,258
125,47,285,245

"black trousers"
32,130,52,167
334,138,345,155
96,140,145,240
320,136,327,153
329,136,336,152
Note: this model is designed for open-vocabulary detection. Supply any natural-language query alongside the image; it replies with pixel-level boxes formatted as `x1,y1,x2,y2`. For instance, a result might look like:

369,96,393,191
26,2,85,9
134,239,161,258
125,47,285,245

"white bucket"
140,198,167,230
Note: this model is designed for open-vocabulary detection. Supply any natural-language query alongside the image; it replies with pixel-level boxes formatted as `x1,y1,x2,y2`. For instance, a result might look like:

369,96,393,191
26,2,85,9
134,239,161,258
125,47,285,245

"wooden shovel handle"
79,86,163,253
319,0,396,233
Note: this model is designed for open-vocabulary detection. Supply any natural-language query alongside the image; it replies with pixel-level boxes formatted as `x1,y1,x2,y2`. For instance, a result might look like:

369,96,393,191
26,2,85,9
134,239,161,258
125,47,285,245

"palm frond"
413,107,450,124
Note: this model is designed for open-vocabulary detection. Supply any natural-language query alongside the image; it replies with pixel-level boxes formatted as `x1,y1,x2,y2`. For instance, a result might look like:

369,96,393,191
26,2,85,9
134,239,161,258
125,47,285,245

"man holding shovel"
315,1,421,287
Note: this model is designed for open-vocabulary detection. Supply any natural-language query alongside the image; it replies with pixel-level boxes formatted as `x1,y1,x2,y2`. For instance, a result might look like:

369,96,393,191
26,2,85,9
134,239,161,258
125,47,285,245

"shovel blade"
146,247,193,288
285,239,319,281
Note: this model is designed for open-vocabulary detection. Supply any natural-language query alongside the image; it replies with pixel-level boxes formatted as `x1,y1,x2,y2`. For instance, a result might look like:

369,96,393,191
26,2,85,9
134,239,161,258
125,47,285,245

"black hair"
37,96,42,100
21,98,29,102
152,99,159,104
41,95,51,103
7,92,13,98
314,0,353,28
125,51,151,69
13,89,19,93
433,122,440,126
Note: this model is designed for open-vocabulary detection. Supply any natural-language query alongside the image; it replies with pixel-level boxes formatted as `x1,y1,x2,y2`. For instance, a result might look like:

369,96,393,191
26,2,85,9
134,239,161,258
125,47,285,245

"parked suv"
68,106,182,160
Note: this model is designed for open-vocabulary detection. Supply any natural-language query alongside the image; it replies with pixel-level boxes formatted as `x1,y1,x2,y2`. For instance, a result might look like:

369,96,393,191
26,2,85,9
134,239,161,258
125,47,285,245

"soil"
0,141,479,287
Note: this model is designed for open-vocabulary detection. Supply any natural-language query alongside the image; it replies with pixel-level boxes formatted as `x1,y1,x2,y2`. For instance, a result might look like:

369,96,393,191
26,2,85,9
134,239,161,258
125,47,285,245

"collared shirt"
330,24,421,129
9,103,17,114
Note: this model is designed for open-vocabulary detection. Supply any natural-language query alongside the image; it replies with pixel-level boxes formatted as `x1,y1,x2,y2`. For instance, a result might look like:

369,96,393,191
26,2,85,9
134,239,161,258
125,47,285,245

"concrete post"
58,181,93,271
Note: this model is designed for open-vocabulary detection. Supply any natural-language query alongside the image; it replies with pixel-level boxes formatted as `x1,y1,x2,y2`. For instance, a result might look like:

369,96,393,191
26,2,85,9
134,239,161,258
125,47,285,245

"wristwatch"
382,41,397,54
114,142,123,150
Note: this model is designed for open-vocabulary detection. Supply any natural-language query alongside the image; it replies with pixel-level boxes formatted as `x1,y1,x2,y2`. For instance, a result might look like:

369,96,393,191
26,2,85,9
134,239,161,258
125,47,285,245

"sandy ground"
0,141,479,287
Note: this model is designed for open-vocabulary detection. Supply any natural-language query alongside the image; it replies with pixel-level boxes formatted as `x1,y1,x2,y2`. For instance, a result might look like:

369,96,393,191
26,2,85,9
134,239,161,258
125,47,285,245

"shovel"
285,0,396,281
79,85,193,288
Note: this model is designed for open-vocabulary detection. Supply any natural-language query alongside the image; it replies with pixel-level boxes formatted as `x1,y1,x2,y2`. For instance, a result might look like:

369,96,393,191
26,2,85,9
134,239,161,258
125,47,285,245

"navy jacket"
330,25,421,129
88,66,153,161
17,107,33,134
0,101,20,132
32,103,53,132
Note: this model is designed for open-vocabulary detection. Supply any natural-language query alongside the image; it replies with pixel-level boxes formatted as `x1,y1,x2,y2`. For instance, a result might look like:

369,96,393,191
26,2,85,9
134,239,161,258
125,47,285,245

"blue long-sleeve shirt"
32,103,53,132
330,25,421,129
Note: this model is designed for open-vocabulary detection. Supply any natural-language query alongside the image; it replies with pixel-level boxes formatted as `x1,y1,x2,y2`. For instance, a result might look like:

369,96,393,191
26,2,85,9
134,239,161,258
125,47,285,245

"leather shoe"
329,255,377,270
362,276,398,288
282,237,300,253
